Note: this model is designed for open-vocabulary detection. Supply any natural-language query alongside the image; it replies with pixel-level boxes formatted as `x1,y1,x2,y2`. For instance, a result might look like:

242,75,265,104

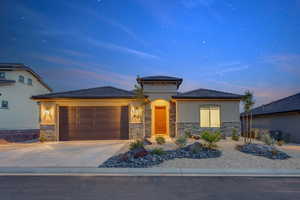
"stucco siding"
0,70,50,130
176,100,240,123
252,113,300,143
143,84,177,101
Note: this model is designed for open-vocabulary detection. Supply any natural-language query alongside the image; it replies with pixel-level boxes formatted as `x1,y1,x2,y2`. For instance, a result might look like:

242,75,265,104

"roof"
173,88,243,99
0,63,52,91
32,86,136,99
242,92,300,116
137,75,183,88
0,79,16,85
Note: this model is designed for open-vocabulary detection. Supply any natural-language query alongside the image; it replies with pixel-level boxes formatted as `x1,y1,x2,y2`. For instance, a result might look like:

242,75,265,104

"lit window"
28,78,33,85
0,72,5,79
200,106,220,128
18,75,24,83
1,100,8,109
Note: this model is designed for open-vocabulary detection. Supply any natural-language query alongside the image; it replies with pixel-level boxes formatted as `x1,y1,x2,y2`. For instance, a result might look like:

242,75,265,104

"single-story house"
32,76,242,141
0,63,51,137
241,92,300,143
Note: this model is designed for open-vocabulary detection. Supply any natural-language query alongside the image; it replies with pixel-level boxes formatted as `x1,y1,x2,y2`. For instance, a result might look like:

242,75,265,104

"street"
0,176,300,200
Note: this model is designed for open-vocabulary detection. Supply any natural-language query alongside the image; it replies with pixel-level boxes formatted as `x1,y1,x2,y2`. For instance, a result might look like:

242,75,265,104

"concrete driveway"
0,141,128,167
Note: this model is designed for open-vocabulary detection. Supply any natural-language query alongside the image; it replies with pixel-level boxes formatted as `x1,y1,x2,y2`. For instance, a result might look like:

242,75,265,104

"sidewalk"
1,167,300,177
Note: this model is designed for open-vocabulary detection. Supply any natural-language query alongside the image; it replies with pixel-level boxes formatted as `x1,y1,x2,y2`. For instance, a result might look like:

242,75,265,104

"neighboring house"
0,63,52,134
32,76,242,141
241,92,300,143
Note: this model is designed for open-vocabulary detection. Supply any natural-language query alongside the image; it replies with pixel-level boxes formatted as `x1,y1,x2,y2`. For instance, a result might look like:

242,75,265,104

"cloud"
216,65,249,76
31,53,136,90
263,54,300,75
87,38,160,59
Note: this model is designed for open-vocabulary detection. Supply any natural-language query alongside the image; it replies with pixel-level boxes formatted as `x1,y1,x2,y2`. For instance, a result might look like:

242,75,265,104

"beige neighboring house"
32,76,242,141
0,63,52,134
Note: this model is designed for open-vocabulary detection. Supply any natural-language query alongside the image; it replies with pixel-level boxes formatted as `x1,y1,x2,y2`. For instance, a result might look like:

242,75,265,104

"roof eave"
172,96,242,100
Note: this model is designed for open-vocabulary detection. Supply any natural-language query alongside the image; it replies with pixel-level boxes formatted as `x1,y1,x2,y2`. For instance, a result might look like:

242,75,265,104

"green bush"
261,134,275,146
150,147,166,155
129,140,144,150
155,136,166,145
39,134,47,143
175,136,187,148
184,130,192,138
201,130,221,149
231,128,240,141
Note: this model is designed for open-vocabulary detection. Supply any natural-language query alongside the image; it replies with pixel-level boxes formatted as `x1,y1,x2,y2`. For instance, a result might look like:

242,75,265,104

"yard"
102,137,300,169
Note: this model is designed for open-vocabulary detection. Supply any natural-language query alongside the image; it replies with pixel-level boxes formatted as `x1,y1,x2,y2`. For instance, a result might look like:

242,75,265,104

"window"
27,78,33,85
18,75,24,83
200,106,220,128
1,100,8,109
0,72,5,79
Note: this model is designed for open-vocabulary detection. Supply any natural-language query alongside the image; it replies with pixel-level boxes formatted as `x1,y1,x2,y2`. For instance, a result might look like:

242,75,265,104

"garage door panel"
59,106,129,140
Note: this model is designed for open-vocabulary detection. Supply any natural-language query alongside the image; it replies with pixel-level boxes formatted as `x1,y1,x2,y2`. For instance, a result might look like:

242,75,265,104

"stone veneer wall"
169,102,176,137
144,104,152,138
129,123,144,139
176,122,241,137
40,125,58,141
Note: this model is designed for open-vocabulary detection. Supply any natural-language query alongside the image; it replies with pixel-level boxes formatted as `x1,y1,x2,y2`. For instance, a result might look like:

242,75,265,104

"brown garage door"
59,106,129,140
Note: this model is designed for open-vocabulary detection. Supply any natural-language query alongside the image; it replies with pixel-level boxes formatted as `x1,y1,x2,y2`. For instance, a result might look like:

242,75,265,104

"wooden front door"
155,106,167,134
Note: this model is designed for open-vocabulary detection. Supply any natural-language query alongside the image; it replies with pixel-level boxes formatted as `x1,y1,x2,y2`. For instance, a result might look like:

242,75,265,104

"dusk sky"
1,0,300,107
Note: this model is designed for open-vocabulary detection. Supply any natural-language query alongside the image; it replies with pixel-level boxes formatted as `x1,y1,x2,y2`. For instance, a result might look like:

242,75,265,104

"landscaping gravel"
237,143,290,160
99,142,221,168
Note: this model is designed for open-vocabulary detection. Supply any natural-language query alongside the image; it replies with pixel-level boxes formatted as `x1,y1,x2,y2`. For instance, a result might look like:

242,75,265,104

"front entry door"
155,106,167,134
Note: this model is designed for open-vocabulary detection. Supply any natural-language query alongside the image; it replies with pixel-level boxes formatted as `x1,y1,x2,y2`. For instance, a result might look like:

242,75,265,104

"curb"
0,168,300,177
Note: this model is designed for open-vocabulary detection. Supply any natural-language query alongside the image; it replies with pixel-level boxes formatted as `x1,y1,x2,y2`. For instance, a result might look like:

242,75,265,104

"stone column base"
129,123,144,139
40,125,58,141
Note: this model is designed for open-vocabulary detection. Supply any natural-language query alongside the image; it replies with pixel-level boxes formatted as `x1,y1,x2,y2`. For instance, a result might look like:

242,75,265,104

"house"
32,76,242,141
0,63,52,136
241,92,300,143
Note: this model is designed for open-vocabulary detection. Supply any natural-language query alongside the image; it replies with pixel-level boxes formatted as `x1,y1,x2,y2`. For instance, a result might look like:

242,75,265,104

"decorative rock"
237,143,290,160
99,142,222,168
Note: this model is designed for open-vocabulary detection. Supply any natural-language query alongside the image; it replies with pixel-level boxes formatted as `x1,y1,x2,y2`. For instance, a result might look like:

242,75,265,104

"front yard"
155,139,300,169
101,137,300,169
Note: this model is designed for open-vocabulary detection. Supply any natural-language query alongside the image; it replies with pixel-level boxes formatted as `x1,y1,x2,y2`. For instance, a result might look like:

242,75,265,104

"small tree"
241,90,255,143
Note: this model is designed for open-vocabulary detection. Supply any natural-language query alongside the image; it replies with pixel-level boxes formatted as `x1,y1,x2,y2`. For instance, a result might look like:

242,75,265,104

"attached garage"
59,106,129,140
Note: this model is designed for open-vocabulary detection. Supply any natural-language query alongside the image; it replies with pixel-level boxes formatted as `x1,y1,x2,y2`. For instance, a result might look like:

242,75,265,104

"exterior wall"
251,112,300,143
169,101,176,137
143,84,177,101
144,104,152,138
38,99,145,141
0,70,50,130
176,100,240,136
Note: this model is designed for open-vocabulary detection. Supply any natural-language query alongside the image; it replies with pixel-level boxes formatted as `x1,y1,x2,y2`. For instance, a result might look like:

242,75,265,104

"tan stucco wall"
143,84,177,101
0,70,50,130
252,113,300,143
176,100,240,123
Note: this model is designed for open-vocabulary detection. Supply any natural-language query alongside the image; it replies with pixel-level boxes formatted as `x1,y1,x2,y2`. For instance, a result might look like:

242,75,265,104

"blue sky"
1,0,300,106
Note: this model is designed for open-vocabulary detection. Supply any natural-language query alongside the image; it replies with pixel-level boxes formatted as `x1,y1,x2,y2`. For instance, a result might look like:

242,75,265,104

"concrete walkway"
0,141,128,167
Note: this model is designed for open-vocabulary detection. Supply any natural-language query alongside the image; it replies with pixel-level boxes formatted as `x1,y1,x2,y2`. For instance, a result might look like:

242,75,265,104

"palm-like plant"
241,90,255,143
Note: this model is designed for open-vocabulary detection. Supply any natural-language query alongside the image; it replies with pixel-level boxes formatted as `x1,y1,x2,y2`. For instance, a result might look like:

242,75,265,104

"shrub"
155,136,166,145
231,128,240,141
184,130,192,138
151,147,166,155
39,134,47,143
129,140,144,150
201,130,221,149
277,140,284,146
261,134,275,146
175,136,187,148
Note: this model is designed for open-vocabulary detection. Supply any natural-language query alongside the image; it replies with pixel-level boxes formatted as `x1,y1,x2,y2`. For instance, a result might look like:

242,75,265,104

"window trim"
199,105,221,128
